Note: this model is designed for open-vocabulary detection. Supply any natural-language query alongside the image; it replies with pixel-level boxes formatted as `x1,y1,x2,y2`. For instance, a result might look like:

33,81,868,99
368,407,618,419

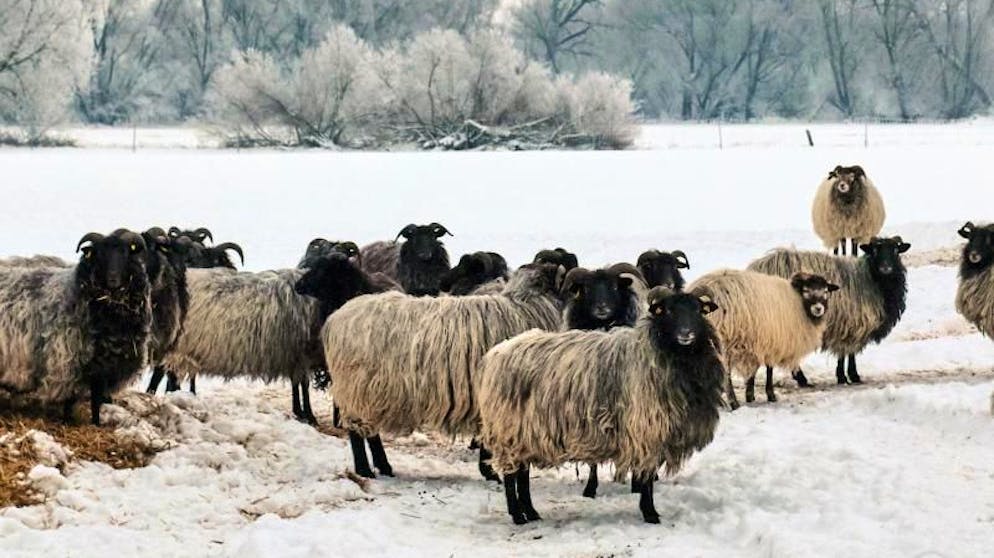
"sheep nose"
837,183,850,193
592,305,612,320
810,303,826,317
676,329,696,346
878,264,894,275
106,275,122,289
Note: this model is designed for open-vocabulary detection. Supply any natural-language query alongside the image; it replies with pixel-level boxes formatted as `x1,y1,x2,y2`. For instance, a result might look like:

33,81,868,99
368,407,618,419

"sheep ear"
959,222,975,239
698,295,718,315
897,242,911,254
828,165,842,178
827,283,841,292
672,250,690,269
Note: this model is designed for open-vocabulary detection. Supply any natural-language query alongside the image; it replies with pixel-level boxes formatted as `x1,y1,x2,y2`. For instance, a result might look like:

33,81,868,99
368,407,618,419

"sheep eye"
130,244,138,252
84,250,92,259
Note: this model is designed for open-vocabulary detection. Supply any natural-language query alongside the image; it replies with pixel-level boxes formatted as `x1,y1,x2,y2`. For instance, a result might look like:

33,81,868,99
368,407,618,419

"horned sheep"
478,287,725,524
812,165,886,256
688,270,838,407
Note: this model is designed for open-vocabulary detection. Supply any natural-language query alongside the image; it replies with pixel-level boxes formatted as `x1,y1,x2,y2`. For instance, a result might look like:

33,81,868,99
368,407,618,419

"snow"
2,123,994,557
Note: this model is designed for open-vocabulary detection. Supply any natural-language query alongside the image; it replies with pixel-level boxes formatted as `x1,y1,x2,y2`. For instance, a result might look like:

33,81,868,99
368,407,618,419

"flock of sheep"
1,164,992,525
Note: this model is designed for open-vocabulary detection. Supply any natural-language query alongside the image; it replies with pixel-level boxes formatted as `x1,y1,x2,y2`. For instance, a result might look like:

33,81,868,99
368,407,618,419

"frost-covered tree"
510,0,603,73
208,25,378,145
0,0,93,139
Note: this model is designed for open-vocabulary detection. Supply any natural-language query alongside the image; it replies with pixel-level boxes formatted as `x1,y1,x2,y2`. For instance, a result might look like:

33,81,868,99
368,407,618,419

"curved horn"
607,262,647,288
194,227,213,243
168,226,182,238
215,242,244,265
429,222,452,237
671,250,690,269
337,241,360,256
561,267,592,296
76,232,105,252
395,224,417,241
636,249,660,267
144,226,167,238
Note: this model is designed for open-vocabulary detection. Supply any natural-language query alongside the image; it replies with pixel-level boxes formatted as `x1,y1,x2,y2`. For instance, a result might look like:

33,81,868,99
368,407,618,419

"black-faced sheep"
689,270,838,407
637,250,690,291
168,226,213,245
439,251,509,295
186,241,244,270
161,254,375,425
322,263,565,479
955,222,994,341
747,236,910,386
360,223,452,296
560,262,646,499
0,230,152,425
812,165,886,256
298,239,360,269
478,287,725,524
533,247,578,271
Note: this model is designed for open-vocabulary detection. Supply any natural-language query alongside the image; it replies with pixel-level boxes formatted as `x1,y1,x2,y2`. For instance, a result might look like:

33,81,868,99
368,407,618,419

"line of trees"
2,0,993,145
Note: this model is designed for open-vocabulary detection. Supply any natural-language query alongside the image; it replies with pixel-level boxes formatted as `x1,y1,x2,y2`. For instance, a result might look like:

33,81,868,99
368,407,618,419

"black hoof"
376,465,394,477
745,393,755,403
792,371,811,387
524,509,541,521
355,467,376,479
511,513,528,525
643,512,661,524
728,400,740,411
836,376,848,385
582,487,597,499
766,393,778,403
848,374,862,384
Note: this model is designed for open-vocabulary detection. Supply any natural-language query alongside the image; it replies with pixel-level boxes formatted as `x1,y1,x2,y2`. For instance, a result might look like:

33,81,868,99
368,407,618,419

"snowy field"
1,123,994,557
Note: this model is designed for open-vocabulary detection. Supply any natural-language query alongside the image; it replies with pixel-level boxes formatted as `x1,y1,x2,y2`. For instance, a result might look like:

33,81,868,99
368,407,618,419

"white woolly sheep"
812,165,886,255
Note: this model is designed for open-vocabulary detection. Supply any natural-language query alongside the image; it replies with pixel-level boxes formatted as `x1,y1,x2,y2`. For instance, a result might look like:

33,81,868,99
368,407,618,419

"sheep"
185,241,244,270
360,222,452,296
747,236,910,386
322,262,565,479
478,287,725,524
0,230,152,426
812,165,886,256
161,254,375,425
168,226,213,245
637,249,690,291
298,239,360,269
689,270,839,407
533,247,578,271
141,228,199,396
954,222,994,341
439,251,509,295
560,262,646,499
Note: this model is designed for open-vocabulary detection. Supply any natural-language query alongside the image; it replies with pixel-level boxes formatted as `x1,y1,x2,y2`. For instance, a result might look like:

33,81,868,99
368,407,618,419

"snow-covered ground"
1,123,993,557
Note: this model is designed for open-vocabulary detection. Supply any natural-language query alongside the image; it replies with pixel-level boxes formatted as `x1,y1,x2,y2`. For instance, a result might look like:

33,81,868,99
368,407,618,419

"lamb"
360,222,452,296
0,230,152,426
560,262,646,499
322,262,565,479
439,251,509,295
747,236,910,386
637,249,690,291
812,165,886,256
161,254,375,424
954,222,994,341
689,270,838,407
533,247,578,271
478,287,725,524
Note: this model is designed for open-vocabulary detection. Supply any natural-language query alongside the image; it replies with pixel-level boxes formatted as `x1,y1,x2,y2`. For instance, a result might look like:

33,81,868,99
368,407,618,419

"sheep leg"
367,435,394,477
836,358,848,384
165,373,181,393
503,471,527,525
847,354,862,383
517,466,541,521
62,400,76,424
146,366,166,394
765,366,777,402
725,373,740,410
188,376,196,395
583,463,598,498
851,238,858,257
840,239,847,256
300,378,318,425
477,444,501,482
745,375,756,403
348,430,376,478
792,368,812,387
833,245,839,256
89,375,106,426
291,381,303,419
635,477,660,524
332,404,342,429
